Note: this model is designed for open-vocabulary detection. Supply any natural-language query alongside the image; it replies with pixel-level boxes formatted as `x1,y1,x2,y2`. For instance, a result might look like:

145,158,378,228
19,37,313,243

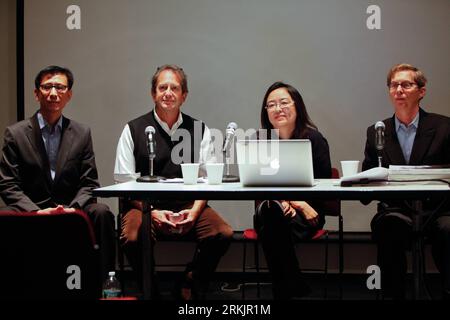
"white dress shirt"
114,110,215,182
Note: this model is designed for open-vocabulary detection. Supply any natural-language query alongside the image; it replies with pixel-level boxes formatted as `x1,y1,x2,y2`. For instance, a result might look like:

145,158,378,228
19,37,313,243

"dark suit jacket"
0,112,100,212
362,108,450,211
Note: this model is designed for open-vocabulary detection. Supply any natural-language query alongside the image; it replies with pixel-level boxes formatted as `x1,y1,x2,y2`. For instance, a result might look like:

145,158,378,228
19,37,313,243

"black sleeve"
69,128,100,209
309,129,332,179
308,129,332,223
0,127,41,212
362,125,379,171
361,125,377,205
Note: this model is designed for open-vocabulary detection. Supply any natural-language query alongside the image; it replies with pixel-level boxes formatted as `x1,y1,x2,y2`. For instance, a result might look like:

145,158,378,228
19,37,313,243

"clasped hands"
151,208,199,235
280,200,320,227
37,204,76,214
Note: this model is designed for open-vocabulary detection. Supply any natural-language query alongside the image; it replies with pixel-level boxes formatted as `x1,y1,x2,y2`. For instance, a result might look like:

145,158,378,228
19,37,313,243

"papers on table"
340,167,389,186
340,165,450,186
388,165,450,182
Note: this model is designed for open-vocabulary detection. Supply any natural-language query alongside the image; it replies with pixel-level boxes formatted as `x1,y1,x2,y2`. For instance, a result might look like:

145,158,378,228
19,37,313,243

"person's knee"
372,214,410,241
223,226,234,241
255,202,285,228
89,203,113,218
214,223,233,241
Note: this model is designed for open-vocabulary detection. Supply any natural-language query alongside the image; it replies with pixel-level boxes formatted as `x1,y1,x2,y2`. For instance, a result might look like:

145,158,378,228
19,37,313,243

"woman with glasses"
254,81,332,299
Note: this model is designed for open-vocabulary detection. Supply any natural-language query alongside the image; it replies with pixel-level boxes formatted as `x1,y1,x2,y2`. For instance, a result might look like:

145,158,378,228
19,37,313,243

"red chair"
240,167,343,299
0,209,101,299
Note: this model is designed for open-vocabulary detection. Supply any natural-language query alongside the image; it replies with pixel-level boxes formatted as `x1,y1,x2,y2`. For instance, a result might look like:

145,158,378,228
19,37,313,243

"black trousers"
83,203,116,282
254,200,323,299
371,207,450,300
120,205,233,299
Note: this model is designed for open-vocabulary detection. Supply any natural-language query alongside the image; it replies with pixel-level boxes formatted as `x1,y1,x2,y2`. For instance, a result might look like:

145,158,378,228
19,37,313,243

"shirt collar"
153,109,183,135
37,112,63,131
395,112,419,132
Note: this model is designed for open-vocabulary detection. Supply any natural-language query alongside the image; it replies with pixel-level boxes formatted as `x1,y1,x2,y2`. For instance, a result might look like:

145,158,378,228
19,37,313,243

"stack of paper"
340,167,389,186
388,165,450,182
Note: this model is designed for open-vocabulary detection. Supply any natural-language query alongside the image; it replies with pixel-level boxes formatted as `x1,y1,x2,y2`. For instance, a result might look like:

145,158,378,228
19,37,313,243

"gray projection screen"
23,0,450,231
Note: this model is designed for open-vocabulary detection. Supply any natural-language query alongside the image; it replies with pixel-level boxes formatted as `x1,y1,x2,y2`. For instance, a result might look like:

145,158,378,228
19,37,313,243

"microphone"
222,122,237,152
136,125,163,182
145,126,156,159
375,121,385,151
375,121,385,167
222,122,239,182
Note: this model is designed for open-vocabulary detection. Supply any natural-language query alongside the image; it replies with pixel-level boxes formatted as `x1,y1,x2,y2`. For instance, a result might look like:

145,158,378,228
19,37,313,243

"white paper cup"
340,160,360,177
206,163,224,185
181,163,200,185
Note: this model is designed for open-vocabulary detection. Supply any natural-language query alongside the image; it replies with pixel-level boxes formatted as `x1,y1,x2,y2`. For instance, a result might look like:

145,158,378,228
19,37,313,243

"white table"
95,179,450,200
94,179,450,299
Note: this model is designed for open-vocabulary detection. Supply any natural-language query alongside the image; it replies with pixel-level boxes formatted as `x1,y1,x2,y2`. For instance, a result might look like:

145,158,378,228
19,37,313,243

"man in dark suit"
0,65,116,282
362,63,450,299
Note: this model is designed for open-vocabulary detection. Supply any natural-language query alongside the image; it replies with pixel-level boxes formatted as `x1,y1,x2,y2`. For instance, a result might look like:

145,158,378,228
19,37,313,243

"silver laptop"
236,139,314,186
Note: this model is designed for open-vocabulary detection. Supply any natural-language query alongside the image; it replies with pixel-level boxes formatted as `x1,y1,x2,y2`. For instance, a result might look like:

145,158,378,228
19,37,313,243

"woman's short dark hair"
34,65,74,90
260,81,317,139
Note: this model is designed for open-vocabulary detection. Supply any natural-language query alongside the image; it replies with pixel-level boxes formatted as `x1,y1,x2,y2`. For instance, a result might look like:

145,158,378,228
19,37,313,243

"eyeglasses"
388,82,417,90
39,83,69,93
265,100,294,112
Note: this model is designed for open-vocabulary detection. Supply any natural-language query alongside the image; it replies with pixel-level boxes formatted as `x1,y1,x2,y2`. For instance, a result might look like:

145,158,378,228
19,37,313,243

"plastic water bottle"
102,271,122,299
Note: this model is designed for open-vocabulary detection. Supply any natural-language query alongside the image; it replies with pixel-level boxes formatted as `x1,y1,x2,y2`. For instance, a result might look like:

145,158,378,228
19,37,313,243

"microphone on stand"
222,122,240,182
222,122,237,152
375,121,385,167
146,126,156,159
137,126,165,183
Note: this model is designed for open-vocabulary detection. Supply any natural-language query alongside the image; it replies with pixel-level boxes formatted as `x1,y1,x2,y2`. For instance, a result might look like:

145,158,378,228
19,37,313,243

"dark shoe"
172,262,210,300
173,271,195,301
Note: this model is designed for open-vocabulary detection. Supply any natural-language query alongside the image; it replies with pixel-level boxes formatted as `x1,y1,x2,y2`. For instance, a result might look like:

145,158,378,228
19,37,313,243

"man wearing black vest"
114,64,233,300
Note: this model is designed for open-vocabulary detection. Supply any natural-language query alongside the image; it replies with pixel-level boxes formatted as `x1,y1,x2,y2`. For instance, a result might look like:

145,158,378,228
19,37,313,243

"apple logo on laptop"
270,158,280,170
261,158,280,175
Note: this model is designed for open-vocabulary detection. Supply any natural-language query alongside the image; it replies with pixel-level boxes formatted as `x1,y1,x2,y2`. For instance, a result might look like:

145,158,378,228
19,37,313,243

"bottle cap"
108,271,115,276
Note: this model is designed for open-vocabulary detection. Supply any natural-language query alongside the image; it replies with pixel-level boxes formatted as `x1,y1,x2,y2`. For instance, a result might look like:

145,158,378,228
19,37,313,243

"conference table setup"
10,0,449,306
94,178,450,300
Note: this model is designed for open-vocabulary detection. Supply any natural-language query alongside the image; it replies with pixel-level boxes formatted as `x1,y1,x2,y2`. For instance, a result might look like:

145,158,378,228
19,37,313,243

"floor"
120,270,445,301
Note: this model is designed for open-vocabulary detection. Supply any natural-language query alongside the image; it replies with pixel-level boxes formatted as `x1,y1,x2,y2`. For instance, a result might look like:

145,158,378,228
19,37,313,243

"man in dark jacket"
0,65,116,283
362,63,450,299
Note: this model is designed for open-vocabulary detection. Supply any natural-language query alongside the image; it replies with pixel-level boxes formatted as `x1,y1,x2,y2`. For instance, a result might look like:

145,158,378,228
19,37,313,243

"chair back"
0,210,100,299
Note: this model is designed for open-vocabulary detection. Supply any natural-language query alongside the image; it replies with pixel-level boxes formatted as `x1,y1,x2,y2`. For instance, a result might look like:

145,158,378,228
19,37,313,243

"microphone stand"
375,124,385,168
377,142,384,167
222,149,239,183
378,155,383,167
137,142,165,183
